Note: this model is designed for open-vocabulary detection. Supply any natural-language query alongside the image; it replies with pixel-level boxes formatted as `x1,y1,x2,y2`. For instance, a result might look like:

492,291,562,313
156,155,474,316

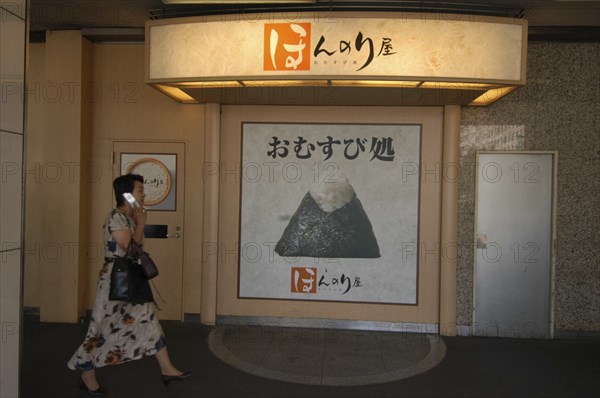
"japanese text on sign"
314,33,397,71
267,136,396,161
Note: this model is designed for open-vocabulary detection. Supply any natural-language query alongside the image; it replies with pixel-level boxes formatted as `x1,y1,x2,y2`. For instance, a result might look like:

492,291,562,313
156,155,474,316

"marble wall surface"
458,42,600,332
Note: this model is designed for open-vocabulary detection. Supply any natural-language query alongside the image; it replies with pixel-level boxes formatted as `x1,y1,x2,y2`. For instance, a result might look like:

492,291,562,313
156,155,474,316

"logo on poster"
264,23,311,71
291,267,317,293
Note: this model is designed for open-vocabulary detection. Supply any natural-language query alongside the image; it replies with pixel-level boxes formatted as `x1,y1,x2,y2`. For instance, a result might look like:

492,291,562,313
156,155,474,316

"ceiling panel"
26,0,599,41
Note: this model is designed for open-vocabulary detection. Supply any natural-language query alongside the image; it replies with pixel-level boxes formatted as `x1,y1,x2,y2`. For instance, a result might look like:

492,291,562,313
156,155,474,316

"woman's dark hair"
113,174,144,206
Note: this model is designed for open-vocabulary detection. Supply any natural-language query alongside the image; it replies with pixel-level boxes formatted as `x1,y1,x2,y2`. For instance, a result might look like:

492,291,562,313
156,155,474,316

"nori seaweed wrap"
275,180,380,258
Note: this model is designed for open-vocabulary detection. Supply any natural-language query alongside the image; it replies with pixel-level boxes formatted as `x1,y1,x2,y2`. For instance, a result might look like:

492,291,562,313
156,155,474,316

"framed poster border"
236,121,423,306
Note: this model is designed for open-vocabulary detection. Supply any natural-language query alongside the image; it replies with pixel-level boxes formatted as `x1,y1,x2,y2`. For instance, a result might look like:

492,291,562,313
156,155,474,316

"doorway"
113,141,186,320
474,152,557,338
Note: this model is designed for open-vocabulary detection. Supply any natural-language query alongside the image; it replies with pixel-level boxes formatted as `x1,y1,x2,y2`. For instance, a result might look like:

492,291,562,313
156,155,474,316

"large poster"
239,123,421,304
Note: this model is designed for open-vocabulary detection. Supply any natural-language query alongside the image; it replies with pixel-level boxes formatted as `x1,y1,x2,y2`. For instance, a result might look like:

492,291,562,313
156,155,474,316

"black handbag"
109,256,154,304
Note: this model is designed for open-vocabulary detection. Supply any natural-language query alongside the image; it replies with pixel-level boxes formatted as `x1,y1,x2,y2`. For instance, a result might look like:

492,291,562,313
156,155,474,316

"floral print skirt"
67,262,165,371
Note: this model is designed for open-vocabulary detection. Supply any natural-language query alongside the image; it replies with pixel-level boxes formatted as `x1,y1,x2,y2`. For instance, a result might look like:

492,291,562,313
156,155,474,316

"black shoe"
79,378,105,396
161,371,192,386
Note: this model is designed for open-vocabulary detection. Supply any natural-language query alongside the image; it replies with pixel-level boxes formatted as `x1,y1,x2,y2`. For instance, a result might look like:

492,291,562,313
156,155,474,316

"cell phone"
122,193,141,209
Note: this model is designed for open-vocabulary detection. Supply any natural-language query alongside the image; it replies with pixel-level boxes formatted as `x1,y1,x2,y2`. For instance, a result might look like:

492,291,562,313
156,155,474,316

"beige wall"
25,36,453,327
24,31,95,322
24,35,452,328
42,30,88,322
24,43,43,308
89,43,206,316
25,38,206,319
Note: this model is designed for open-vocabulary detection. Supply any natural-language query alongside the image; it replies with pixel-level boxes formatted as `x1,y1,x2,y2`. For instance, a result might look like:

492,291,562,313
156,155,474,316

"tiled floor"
21,317,600,398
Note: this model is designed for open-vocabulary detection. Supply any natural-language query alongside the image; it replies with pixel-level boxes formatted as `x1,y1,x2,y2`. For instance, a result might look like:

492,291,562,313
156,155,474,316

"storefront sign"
147,14,526,84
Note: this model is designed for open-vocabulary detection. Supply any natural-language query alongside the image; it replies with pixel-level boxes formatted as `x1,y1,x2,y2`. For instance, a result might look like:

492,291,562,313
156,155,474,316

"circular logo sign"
126,158,172,206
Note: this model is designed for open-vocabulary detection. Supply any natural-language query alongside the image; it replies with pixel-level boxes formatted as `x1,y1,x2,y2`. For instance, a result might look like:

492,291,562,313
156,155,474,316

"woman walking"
68,174,190,396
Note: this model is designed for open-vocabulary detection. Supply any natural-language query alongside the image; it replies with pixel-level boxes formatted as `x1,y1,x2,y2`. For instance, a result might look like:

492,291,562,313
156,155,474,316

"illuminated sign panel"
147,15,526,84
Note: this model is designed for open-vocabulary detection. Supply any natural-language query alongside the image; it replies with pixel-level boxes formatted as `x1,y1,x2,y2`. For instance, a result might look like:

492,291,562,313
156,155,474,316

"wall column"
201,103,221,325
36,30,91,323
440,105,461,336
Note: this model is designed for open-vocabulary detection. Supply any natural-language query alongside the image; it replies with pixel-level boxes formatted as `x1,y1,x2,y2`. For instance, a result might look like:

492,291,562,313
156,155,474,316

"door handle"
166,233,181,238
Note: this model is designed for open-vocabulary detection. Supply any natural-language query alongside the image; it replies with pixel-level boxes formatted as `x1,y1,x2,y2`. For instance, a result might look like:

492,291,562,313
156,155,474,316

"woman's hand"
130,206,147,246
113,208,146,250
133,206,147,226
